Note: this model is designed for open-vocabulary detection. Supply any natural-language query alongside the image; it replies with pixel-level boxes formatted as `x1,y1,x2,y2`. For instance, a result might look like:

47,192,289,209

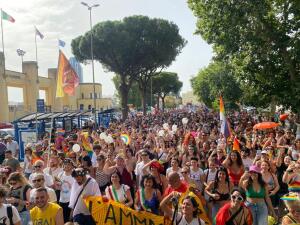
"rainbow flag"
81,132,93,157
220,96,231,139
288,180,300,192
56,50,79,97
120,134,130,145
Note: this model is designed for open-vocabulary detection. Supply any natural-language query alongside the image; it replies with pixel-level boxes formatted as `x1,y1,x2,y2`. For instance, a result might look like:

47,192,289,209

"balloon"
182,118,188,125
158,130,165,137
172,124,177,132
163,123,169,130
72,144,81,153
100,132,107,140
105,135,114,144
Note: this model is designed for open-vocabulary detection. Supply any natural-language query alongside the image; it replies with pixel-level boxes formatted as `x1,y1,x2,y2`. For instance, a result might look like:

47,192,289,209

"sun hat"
249,165,261,174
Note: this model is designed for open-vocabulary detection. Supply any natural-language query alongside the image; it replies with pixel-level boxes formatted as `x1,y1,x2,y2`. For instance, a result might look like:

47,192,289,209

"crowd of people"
0,106,300,225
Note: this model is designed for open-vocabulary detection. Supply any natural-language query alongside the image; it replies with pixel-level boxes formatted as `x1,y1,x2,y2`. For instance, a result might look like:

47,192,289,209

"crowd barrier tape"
85,194,211,225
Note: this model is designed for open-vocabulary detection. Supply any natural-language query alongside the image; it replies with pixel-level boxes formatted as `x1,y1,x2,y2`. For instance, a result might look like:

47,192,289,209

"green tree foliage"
188,0,300,112
72,15,185,120
112,75,155,109
191,62,242,110
152,72,183,111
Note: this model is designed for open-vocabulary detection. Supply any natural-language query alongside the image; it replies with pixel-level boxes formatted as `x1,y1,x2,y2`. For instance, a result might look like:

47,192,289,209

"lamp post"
16,48,26,65
81,1,99,127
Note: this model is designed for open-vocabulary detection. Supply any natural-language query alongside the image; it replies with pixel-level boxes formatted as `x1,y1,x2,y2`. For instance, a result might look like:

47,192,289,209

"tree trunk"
120,82,129,121
156,96,160,110
141,86,147,116
162,96,165,112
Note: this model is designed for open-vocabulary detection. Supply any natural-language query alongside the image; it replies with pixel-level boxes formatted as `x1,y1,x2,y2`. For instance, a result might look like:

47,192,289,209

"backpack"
7,205,13,225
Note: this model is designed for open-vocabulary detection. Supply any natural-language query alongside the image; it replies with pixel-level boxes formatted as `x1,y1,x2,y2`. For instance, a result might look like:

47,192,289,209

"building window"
95,93,97,99
80,104,84,110
99,93,101,98
81,93,84,99
90,93,92,99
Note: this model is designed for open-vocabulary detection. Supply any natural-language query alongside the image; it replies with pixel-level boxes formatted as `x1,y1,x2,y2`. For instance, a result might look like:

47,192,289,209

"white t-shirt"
190,168,204,190
166,167,182,178
43,167,64,179
29,172,54,187
69,176,101,216
57,172,75,203
6,141,19,156
176,213,205,225
105,184,130,203
203,169,217,183
23,156,33,174
135,161,148,182
242,158,253,168
30,187,57,203
0,204,20,225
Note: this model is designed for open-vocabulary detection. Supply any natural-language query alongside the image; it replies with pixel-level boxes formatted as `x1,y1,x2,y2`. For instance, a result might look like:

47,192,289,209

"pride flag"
81,132,93,158
220,96,231,139
232,137,240,152
56,50,79,97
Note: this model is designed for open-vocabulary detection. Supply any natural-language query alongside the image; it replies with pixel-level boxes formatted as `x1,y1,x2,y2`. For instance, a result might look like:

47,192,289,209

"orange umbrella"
280,114,289,121
253,122,280,130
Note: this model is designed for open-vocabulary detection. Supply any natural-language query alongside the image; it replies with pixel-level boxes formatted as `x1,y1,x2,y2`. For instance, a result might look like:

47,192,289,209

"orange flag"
233,137,241,152
56,50,79,97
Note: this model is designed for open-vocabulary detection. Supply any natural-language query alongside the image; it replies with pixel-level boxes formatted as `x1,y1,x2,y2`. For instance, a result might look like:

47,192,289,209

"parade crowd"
0,106,300,225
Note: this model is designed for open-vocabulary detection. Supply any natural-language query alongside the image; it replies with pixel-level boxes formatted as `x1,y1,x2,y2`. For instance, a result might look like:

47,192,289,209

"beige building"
181,91,201,105
0,52,112,122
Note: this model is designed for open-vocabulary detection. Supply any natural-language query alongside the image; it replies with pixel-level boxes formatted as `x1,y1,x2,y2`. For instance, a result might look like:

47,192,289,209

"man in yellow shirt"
30,187,64,225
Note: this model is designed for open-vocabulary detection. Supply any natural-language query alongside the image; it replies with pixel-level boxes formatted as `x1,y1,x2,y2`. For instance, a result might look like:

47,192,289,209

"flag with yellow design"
56,50,79,97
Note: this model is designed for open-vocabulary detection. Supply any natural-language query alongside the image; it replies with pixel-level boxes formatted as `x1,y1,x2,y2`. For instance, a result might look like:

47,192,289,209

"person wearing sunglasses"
215,188,253,225
28,160,54,188
281,193,300,224
7,172,31,225
29,174,57,205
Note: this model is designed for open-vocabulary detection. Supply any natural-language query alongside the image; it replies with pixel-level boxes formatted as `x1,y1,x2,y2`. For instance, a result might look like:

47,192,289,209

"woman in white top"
105,172,133,207
166,158,182,178
160,192,205,225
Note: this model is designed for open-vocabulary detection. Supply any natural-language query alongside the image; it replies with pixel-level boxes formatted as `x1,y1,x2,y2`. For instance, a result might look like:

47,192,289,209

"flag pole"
1,9,6,77
34,27,38,69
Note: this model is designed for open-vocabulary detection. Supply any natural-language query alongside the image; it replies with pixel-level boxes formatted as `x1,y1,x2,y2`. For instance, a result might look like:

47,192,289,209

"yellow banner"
85,196,165,225
85,195,211,225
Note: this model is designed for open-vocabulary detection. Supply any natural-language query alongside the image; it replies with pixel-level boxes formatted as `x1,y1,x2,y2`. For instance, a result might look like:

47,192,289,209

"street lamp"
81,1,99,127
16,48,26,64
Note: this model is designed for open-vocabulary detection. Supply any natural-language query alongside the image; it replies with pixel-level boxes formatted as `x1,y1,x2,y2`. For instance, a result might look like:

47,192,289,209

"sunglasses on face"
9,182,17,186
32,179,43,183
34,165,42,168
181,171,189,174
231,195,243,201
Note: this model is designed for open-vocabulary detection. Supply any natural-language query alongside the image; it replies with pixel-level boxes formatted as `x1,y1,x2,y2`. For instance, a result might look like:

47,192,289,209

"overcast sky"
2,0,212,102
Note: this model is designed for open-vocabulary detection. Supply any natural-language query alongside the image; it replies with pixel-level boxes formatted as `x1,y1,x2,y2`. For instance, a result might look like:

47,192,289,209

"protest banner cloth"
85,193,211,225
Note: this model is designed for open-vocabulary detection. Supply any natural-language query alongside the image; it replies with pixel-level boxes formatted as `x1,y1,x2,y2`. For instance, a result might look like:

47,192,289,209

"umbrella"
280,114,289,121
253,122,280,130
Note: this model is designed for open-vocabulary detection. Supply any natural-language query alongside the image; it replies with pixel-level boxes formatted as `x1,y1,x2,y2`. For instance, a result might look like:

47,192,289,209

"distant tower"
69,57,83,83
